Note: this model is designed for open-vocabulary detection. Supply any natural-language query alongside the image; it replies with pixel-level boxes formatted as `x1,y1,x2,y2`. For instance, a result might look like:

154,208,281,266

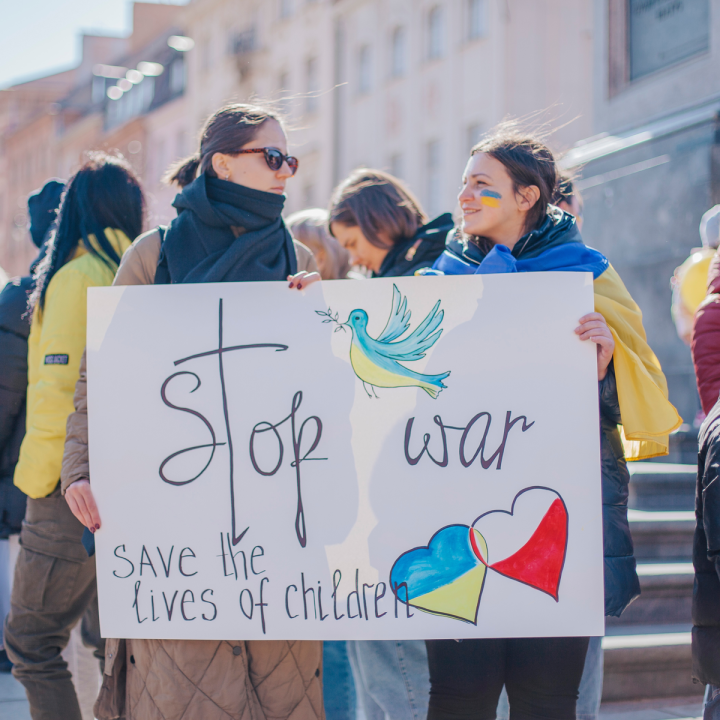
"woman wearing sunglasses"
61,103,323,720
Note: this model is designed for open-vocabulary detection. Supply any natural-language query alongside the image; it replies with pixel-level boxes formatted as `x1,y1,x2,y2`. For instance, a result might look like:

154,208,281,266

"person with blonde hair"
286,208,351,280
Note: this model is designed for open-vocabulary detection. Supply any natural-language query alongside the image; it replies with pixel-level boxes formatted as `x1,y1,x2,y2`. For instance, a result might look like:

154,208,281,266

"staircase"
601,456,700,702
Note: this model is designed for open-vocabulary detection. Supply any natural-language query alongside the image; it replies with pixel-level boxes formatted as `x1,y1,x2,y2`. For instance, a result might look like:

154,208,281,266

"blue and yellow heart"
389,490,568,624
390,524,489,624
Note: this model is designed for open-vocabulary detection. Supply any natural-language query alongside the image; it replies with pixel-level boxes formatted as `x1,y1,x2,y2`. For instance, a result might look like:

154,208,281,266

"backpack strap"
154,225,170,284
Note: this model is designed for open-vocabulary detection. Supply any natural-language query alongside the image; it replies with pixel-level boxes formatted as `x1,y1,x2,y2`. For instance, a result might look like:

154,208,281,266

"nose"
458,182,473,204
277,160,294,180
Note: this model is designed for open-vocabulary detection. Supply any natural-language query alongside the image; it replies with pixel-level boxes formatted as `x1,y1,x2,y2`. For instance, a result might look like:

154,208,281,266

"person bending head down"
328,168,452,277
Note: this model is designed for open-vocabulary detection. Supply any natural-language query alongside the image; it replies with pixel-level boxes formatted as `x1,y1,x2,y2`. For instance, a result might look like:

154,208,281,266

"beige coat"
61,229,322,720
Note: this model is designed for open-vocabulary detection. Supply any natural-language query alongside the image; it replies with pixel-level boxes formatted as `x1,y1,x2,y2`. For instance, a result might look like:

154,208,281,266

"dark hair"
166,103,283,188
471,125,557,235
328,169,428,248
30,152,144,312
554,170,583,213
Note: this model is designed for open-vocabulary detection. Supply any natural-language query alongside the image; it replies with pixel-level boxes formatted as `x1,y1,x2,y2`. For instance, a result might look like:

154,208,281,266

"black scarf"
375,213,454,278
155,174,297,284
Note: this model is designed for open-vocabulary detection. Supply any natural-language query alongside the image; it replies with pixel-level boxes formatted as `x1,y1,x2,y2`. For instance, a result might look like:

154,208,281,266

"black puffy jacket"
374,213,454,279
692,399,720,685
599,364,641,616
0,276,31,536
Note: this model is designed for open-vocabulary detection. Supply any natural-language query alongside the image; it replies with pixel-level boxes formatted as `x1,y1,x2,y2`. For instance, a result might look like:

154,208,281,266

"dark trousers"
3,489,104,720
426,637,590,720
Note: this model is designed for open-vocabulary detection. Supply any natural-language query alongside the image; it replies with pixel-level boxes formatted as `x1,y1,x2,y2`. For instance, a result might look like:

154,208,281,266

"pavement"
0,670,706,720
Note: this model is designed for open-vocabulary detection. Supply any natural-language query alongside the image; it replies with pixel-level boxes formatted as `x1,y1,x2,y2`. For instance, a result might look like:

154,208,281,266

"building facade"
179,0,595,218
0,3,188,277
565,0,720,428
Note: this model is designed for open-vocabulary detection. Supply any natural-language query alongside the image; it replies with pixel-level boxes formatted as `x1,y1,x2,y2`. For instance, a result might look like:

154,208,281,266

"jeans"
324,641,357,720
426,637,590,720
497,636,603,720
3,491,104,720
347,640,430,720
704,684,720,720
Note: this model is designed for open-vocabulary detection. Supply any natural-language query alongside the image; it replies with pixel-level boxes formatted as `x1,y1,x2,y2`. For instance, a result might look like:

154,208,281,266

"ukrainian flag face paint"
480,189,502,208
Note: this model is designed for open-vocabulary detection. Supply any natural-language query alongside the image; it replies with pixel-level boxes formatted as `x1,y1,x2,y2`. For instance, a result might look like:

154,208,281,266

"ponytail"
164,103,283,188
164,153,201,188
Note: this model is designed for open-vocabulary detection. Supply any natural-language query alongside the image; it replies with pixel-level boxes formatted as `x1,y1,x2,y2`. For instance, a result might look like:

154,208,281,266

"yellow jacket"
14,229,132,498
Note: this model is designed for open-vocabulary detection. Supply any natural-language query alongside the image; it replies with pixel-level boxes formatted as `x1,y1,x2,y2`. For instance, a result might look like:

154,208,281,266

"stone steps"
627,463,696,511
602,628,701,702
628,509,695,562
601,461,700,703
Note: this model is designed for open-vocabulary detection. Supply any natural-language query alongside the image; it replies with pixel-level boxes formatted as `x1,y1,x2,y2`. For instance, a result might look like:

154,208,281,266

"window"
155,139,166,184
628,0,709,80
176,129,186,159
467,0,487,40
389,153,404,180
466,123,482,154
304,184,314,207
280,0,293,19
169,58,185,96
278,71,291,113
92,76,106,104
358,45,372,94
306,57,319,114
201,39,212,73
427,6,444,60
426,140,442,216
390,26,406,78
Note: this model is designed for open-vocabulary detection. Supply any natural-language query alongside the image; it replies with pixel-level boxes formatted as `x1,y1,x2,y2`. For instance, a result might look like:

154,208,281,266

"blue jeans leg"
576,637,603,720
348,640,430,720
704,684,720,720
496,636,603,720
324,641,357,720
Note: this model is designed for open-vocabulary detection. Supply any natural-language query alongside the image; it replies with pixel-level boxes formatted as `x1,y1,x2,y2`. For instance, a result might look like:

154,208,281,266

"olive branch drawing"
315,308,347,333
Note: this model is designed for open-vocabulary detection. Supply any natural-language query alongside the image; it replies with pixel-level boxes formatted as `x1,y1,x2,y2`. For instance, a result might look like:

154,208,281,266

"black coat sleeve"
0,279,31,455
702,428,720,580
0,330,29,454
599,361,622,425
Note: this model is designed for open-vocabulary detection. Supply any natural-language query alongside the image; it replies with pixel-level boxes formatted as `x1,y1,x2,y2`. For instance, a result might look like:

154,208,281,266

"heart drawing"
389,487,568,624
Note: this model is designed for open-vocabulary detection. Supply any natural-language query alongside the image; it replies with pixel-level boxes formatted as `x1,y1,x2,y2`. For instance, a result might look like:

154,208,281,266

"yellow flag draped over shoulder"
594,265,682,460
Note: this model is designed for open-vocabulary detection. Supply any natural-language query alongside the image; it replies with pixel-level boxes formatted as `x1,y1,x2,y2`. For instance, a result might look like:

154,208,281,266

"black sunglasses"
235,147,299,175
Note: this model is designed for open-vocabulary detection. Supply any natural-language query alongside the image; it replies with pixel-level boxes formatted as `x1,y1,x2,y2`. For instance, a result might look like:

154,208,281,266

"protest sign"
87,273,604,640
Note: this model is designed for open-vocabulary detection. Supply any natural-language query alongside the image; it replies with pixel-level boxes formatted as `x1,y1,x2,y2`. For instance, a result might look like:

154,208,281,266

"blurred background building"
1,0,718,426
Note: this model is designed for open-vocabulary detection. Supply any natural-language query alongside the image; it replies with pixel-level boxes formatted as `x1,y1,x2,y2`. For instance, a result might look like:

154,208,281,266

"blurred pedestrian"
325,168,453,720
62,103,323,720
674,206,720,346
691,395,720,720
0,179,64,674
423,125,680,720
4,154,144,720
554,172,584,231
287,207,351,280
692,208,720,415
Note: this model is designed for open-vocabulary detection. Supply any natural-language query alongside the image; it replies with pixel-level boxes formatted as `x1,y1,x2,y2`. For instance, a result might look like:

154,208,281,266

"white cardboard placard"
87,273,604,640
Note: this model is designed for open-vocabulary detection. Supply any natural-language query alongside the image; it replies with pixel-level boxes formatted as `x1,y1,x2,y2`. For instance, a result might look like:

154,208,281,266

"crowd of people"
0,99,716,720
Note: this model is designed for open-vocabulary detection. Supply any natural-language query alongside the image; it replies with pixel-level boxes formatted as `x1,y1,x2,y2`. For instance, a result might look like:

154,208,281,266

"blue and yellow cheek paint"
480,189,501,208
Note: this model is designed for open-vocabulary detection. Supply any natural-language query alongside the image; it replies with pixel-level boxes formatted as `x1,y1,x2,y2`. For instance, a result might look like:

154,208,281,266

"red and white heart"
471,487,568,601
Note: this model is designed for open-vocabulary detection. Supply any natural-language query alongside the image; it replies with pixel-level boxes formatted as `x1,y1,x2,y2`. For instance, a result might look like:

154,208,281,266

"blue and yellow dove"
322,284,450,399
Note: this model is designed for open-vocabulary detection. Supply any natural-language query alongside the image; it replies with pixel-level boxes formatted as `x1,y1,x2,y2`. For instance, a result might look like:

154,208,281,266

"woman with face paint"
422,126,681,720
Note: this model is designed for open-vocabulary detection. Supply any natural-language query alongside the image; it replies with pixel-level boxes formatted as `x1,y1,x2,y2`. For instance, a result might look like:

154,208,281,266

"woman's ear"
516,185,541,212
211,152,230,180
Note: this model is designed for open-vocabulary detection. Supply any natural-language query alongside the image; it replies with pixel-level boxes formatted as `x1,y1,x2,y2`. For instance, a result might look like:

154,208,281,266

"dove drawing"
335,284,451,398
